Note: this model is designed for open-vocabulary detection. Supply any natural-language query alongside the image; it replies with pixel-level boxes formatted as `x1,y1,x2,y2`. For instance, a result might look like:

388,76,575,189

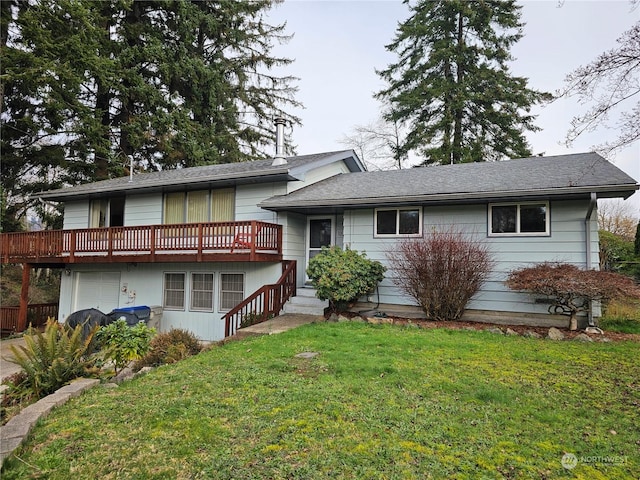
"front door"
306,217,334,280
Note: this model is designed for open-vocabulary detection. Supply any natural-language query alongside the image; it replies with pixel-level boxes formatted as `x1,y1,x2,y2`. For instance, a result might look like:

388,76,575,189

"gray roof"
37,150,363,201
259,152,639,212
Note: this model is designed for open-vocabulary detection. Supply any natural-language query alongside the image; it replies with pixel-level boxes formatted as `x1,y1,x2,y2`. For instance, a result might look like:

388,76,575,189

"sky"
266,0,640,214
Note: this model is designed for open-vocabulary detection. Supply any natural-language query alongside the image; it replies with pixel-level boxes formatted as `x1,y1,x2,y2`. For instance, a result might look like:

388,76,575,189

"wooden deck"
0,220,282,265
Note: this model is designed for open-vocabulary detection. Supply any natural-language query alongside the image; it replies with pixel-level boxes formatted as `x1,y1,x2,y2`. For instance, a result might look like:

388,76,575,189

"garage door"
72,272,121,312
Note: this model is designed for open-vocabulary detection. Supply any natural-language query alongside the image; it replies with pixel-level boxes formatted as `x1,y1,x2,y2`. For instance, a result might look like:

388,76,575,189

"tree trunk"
452,12,465,164
569,313,578,331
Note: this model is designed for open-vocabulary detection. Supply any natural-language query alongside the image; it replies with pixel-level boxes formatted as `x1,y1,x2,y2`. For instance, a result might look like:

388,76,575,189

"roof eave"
260,183,639,212
36,169,297,202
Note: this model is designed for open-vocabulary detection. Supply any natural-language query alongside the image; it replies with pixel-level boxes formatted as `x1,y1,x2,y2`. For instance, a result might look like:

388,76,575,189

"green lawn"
2,322,639,479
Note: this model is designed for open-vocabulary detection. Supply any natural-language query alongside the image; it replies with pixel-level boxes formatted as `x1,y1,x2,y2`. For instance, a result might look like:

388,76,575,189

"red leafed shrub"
506,262,640,330
387,229,494,321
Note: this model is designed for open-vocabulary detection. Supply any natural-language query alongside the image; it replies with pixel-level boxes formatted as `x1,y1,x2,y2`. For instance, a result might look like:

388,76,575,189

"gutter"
585,192,597,328
259,184,638,212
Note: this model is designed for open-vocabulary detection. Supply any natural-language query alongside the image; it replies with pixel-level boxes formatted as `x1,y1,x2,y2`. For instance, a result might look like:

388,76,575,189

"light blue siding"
279,212,307,286
343,199,599,315
62,202,88,229
59,262,282,341
124,194,162,225
288,161,350,192
235,183,286,222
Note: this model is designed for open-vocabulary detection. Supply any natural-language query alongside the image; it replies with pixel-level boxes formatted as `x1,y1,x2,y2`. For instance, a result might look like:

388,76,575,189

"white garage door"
72,272,121,312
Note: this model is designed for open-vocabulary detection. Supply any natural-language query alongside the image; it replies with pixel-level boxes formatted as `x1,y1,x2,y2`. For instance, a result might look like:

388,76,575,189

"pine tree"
376,0,550,165
1,0,300,230
11,0,299,175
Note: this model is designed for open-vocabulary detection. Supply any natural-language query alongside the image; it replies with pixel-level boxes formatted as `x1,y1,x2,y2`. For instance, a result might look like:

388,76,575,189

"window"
191,273,214,311
163,188,235,225
489,202,549,235
163,273,185,310
219,273,244,311
375,207,422,237
89,199,109,228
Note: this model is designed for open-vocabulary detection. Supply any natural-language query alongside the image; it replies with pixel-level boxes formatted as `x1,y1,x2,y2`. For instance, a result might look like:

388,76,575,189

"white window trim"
488,201,550,237
374,207,423,238
218,272,245,312
163,271,187,311
189,272,215,312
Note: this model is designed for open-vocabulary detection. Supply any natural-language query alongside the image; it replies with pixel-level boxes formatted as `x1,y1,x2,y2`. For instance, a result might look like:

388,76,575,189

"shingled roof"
37,150,363,201
259,152,639,212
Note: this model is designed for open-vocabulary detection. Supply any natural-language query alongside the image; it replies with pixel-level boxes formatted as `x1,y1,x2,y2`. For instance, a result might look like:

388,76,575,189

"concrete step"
283,288,327,315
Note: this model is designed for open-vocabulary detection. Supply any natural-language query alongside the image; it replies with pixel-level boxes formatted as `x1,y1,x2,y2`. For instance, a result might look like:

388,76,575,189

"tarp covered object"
65,308,113,341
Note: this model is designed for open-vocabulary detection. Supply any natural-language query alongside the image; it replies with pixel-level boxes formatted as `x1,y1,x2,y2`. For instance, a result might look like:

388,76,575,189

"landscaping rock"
573,333,593,342
485,327,504,335
295,352,319,359
584,326,604,335
547,327,565,341
523,330,542,339
113,367,135,383
337,315,351,323
327,313,339,322
367,317,393,325
505,328,519,336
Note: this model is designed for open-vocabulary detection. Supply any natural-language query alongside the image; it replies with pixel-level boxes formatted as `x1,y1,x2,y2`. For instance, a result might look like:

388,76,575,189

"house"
1,146,637,340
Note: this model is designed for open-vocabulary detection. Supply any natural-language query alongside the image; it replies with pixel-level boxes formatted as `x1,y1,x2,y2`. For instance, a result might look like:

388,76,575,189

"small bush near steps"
306,246,386,313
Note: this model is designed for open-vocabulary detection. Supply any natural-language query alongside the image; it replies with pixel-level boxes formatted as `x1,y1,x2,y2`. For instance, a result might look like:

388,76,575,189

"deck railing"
1,221,282,263
1,303,58,336
224,260,297,337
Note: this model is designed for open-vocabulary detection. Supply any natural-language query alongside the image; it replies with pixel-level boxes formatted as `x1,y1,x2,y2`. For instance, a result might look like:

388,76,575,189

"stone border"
0,378,100,467
329,314,613,342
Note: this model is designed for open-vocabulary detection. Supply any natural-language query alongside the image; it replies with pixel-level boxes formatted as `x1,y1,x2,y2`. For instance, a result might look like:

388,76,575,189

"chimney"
271,117,287,166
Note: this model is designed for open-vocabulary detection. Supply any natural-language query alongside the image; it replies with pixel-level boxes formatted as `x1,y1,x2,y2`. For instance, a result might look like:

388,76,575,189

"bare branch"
558,22,640,155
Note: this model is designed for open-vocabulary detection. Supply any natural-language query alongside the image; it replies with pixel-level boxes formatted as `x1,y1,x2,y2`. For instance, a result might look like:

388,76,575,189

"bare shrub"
506,262,640,330
387,229,494,321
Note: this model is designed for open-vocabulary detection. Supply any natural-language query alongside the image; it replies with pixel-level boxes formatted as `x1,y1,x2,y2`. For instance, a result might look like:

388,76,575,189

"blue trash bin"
108,306,151,326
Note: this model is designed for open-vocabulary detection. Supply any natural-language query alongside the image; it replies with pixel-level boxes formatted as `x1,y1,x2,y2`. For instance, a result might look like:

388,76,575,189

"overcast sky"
266,0,640,213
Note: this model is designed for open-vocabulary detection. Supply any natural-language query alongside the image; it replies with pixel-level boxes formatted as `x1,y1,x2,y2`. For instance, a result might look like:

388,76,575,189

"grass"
2,322,639,479
600,298,640,334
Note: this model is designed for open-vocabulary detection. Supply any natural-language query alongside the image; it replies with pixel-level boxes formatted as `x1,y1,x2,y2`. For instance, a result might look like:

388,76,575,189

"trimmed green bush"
306,246,386,313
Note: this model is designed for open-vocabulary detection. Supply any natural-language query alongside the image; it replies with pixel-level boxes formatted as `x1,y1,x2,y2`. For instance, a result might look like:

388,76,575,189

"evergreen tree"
1,0,300,230
376,0,550,165
1,0,70,231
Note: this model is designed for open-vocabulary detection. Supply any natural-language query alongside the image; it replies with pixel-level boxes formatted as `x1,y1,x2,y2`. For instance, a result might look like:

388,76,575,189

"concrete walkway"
229,313,324,340
1,336,26,382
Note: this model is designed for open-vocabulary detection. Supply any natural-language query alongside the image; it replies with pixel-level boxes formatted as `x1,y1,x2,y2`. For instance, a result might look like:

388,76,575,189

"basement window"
190,273,214,312
489,202,549,236
163,273,185,310
219,273,244,311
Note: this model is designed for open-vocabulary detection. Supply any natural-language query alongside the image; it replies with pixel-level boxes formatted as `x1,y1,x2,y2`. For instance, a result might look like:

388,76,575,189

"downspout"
585,192,597,327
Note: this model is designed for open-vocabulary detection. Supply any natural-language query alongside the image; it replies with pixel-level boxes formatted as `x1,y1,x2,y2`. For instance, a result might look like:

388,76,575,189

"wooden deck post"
17,263,31,332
